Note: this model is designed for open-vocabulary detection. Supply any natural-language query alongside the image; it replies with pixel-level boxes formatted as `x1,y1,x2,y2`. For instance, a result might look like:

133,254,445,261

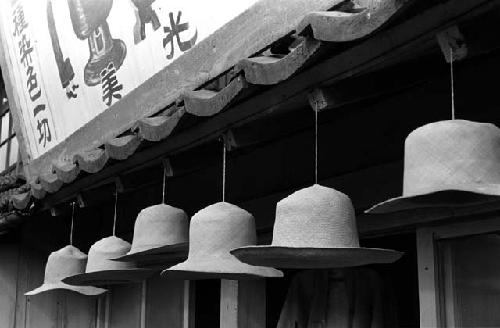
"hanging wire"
222,139,227,202
70,201,75,246
314,109,318,185
450,47,455,120
112,189,118,236
162,164,167,204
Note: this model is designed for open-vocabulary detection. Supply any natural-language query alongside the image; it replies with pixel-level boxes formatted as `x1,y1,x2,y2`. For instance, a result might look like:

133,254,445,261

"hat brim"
365,187,500,214
161,257,283,280
230,246,403,268
113,242,188,264
62,269,154,286
25,282,107,296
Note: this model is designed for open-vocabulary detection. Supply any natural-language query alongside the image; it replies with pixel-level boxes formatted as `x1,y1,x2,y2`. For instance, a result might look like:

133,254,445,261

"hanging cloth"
276,268,387,328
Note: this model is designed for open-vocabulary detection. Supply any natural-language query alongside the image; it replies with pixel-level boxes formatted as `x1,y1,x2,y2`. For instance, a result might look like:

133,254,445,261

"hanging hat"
366,120,500,214
63,236,154,286
231,185,402,268
26,245,107,296
113,204,189,264
162,202,283,280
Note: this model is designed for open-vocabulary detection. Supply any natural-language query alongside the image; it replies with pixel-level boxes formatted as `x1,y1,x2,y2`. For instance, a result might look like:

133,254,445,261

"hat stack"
26,245,106,296
231,184,402,268
162,202,283,280
367,120,500,213
63,236,153,286
113,204,189,265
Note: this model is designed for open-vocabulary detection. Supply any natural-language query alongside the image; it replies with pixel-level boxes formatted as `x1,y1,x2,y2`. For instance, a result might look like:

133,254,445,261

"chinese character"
100,62,122,106
37,118,52,147
12,4,27,37
33,104,45,117
18,34,33,67
163,11,197,60
26,65,41,101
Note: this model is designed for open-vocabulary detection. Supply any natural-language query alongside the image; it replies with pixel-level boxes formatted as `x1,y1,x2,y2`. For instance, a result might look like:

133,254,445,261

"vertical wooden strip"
417,228,439,327
220,280,239,328
0,245,20,328
442,243,457,327
238,280,266,328
183,280,195,328
140,281,147,328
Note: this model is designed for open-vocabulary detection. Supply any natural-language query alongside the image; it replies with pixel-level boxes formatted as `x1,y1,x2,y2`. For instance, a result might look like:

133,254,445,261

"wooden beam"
39,0,498,209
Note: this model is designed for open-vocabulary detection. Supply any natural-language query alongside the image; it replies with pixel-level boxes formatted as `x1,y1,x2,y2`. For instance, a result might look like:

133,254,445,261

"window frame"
417,216,500,327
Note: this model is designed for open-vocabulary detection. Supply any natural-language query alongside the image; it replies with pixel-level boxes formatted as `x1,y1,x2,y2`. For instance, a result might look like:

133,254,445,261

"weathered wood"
237,37,321,85
436,25,468,63
145,275,185,328
297,0,407,41
220,279,266,328
39,172,64,194
417,228,439,327
183,75,248,117
109,284,142,328
52,160,80,184
135,109,184,142
74,149,109,174
30,182,46,200
60,291,99,328
105,135,142,161
39,0,495,210
11,191,30,210
0,246,19,328
307,87,340,112
183,281,195,328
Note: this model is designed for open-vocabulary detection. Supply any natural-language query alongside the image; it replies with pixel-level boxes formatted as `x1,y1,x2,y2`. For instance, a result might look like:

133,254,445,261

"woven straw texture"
231,185,402,268
367,120,500,213
26,245,106,296
128,204,189,254
162,202,282,280
63,236,153,286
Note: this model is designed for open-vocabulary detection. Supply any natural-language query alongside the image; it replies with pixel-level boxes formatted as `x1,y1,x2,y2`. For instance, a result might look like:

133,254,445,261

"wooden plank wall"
0,246,192,328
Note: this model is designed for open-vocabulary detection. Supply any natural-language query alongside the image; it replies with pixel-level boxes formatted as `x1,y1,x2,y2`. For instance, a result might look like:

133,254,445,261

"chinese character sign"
0,0,258,159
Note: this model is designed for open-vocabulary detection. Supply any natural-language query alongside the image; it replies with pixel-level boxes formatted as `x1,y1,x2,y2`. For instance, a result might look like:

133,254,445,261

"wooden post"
417,228,439,327
220,279,266,328
183,280,195,328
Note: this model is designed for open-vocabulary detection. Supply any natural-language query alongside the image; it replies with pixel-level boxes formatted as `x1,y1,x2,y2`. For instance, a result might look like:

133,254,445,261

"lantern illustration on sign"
131,0,160,44
68,0,126,87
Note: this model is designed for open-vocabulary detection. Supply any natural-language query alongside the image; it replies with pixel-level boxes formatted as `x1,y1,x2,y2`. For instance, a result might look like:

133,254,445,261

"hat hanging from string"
113,159,189,265
366,30,500,214
162,132,283,279
62,184,154,287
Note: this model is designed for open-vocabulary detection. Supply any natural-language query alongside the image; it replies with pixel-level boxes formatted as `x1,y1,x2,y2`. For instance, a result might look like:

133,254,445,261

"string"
162,164,167,204
112,189,118,236
450,47,455,120
315,108,318,185
222,139,226,202
70,202,75,246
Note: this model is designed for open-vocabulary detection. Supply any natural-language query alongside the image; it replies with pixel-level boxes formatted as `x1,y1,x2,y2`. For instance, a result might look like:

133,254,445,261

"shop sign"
0,0,258,159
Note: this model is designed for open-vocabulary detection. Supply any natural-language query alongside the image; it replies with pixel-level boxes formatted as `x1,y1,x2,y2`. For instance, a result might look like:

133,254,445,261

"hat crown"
188,202,256,260
130,204,189,253
44,245,87,283
86,236,134,272
272,185,359,248
403,120,500,196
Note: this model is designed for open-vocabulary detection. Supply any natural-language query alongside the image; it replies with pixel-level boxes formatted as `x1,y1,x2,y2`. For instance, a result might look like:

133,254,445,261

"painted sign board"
0,0,259,160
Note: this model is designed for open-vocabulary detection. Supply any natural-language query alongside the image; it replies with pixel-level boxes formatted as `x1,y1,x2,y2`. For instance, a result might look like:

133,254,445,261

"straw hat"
26,245,106,296
113,204,189,263
231,185,402,268
63,236,153,286
162,202,283,280
367,120,500,214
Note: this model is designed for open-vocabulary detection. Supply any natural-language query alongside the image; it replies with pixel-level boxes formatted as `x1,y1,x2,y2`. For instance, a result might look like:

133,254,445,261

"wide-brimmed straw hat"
366,120,500,214
162,202,283,280
63,236,153,286
26,245,107,296
113,204,189,264
231,185,402,268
